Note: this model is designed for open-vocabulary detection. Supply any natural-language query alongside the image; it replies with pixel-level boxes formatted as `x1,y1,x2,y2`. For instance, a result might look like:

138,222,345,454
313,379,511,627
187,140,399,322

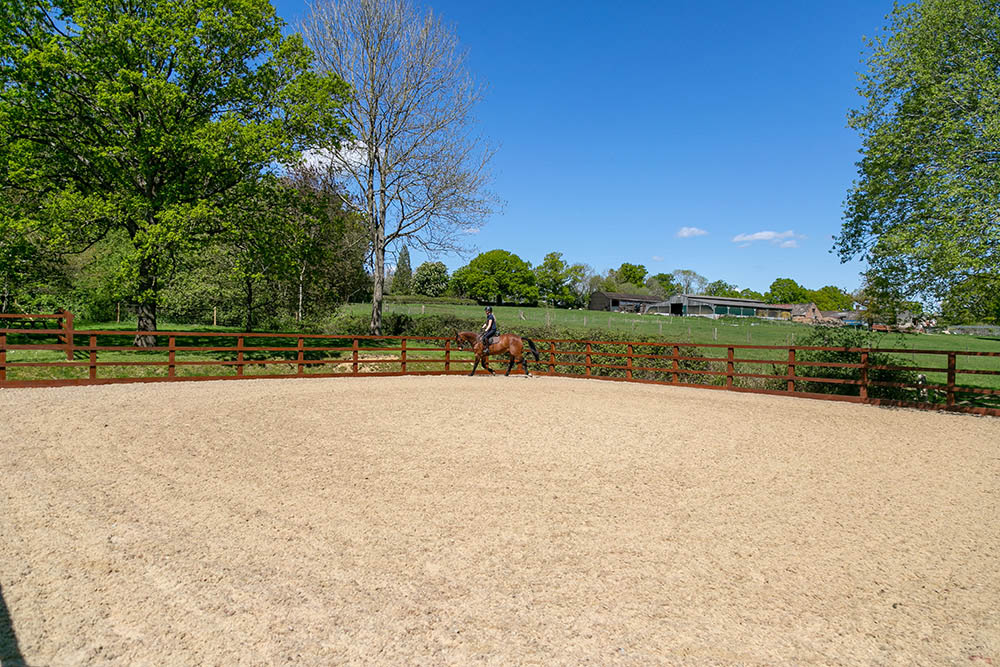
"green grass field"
3,303,998,394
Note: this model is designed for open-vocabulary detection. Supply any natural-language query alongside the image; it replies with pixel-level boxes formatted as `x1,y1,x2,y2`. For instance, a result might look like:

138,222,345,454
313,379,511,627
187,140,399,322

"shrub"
796,327,918,400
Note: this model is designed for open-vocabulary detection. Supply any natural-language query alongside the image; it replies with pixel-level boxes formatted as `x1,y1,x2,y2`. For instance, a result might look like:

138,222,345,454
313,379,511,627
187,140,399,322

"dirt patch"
2,376,998,664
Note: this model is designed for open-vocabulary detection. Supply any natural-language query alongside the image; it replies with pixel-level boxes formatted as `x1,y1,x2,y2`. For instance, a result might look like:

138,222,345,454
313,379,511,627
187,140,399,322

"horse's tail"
524,337,540,361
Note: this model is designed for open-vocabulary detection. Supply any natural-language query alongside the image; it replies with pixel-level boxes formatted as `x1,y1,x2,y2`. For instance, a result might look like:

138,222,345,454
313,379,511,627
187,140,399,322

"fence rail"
1,313,998,416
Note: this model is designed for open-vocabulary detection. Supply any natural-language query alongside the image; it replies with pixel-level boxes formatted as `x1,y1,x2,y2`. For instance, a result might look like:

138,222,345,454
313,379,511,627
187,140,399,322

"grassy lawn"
3,307,997,395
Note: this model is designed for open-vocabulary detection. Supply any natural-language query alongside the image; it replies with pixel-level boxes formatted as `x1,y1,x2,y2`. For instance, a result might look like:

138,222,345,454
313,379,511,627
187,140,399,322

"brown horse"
455,331,540,377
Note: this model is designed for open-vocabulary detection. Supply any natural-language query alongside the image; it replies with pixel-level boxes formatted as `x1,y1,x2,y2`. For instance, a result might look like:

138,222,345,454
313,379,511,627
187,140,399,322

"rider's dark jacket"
482,313,497,341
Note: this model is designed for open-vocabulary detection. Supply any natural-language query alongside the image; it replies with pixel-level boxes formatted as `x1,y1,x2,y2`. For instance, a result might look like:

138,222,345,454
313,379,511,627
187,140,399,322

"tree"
616,263,647,288
703,280,741,297
303,0,496,334
765,278,810,304
0,0,349,342
394,246,412,295
836,0,1000,302
450,250,537,304
671,269,707,295
941,276,1000,324
412,262,450,297
809,285,854,311
649,273,680,297
535,252,586,307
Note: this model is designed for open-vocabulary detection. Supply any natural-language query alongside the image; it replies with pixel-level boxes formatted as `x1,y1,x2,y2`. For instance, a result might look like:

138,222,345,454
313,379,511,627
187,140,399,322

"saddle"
482,335,498,346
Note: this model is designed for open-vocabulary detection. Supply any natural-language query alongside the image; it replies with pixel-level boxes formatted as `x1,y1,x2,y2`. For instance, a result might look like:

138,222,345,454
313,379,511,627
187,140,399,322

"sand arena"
1,376,998,664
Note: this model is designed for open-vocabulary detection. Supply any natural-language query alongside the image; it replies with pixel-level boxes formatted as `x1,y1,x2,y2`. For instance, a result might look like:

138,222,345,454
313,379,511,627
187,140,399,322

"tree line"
386,248,859,312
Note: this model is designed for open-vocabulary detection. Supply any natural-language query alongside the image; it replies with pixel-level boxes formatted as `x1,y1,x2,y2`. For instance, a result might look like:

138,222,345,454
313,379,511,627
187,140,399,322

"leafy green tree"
412,262,449,297
393,246,412,295
703,280,741,297
836,0,1000,301
671,269,707,295
615,263,647,287
649,273,680,297
738,288,764,301
808,285,854,311
765,278,810,304
535,252,586,307
0,0,349,341
450,250,537,304
941,276,1000,325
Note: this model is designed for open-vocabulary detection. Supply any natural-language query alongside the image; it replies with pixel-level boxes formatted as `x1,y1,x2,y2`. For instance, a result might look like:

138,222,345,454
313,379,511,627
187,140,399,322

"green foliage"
837,0,1000,301
534,252,586,307
412,261,449,297
671,269,707,294
393,246,412,295
703,280,741,297
796,326,918,400
615,263,647,287
765,278,810,304
941,276,1000,325
648,273,680,297
384,294,476,306
0,0,350,329
451,250,538,304
809,285,854,311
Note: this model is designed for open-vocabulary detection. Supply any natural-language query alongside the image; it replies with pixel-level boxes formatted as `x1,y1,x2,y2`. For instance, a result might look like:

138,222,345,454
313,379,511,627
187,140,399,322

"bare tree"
303,0,496,334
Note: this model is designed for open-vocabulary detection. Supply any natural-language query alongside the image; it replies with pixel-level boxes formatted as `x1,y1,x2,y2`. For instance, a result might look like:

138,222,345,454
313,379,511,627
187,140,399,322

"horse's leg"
469,352,480,376
520,352,531,377
505,355,515,376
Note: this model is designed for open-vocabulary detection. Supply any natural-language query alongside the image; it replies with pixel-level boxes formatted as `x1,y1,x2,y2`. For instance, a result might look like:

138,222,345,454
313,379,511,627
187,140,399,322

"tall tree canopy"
535,252,586,307
837,0,1000,301
303,0,496,334
0,0,349,339
451,250,537,304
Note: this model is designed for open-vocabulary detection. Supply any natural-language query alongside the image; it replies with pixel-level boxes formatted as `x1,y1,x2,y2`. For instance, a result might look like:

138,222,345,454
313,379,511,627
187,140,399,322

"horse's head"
454,330,466,350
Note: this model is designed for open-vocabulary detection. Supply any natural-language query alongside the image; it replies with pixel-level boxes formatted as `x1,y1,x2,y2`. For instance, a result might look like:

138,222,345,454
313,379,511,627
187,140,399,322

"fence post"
236,336,245,377
786,348,796,393
548,342,556,375
445,340,451,372
1,332,6,385
726,347,734,389
946,352,956,408
672,345,680,384
585,342,592,377
168,335,176,378
63,310,74,361
400,338,407,374
352,338,359,375
859,350,869,400
90,334,98,381
626,344,633,380
297,337,304,376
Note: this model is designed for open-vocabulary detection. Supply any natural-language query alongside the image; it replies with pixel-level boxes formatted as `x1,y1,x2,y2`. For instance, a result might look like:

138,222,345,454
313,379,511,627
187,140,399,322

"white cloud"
651,255,663,262
677,226,708,238
731,230,805,247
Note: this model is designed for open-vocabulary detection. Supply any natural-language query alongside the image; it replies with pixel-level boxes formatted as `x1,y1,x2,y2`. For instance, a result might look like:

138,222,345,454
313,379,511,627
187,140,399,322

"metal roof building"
643,295,793,319
588,291,662,312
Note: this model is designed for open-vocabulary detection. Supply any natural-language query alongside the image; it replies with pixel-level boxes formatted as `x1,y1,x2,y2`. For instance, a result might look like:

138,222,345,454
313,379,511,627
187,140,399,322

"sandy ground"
1,376,998,666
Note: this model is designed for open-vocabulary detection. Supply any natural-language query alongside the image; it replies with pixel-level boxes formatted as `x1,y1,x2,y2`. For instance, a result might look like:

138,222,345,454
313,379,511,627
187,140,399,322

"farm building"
789,303,823,323
588,291,662,313
643,295,793,319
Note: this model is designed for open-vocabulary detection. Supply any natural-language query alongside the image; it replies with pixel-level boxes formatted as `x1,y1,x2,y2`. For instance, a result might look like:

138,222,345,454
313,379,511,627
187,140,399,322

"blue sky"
275,0,892,294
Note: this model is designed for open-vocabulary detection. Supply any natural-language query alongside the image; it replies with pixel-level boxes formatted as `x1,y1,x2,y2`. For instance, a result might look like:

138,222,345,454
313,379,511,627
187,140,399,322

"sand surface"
1,376,998,665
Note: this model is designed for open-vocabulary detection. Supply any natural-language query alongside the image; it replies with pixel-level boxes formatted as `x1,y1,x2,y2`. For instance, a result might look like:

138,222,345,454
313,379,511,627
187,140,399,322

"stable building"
643,295,793,319
588,291,662,313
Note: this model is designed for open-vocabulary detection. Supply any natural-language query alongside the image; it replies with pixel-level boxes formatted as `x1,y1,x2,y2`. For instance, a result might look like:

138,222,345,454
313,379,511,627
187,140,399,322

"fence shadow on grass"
0,582,25,667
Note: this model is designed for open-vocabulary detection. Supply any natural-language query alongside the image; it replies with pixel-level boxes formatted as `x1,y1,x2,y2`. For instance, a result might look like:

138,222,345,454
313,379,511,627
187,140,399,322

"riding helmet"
485,306,492,313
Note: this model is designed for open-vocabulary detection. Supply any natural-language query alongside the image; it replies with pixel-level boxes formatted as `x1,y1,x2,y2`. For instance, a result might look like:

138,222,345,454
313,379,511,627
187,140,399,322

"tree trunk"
297,264,306,322
369,226,385,335
134,259,158,347
245,277,255,333
1,278,9,312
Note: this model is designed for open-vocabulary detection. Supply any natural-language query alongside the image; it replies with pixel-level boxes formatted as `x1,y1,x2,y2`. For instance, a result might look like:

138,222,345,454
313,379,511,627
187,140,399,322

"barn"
643,295,793,319
588,291,662,313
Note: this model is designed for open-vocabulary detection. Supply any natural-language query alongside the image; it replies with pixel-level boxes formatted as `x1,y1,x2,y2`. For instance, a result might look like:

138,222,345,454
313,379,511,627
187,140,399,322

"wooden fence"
1,313,998,416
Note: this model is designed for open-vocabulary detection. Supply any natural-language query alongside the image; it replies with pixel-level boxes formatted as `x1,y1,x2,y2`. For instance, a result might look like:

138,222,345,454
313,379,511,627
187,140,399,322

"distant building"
588,291,662,313
820,310,866,327
789,303,822,323
643,295,793,319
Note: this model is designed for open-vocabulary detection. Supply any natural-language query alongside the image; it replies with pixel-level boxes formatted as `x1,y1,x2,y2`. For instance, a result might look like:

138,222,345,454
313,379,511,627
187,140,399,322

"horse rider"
480,306,497,352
